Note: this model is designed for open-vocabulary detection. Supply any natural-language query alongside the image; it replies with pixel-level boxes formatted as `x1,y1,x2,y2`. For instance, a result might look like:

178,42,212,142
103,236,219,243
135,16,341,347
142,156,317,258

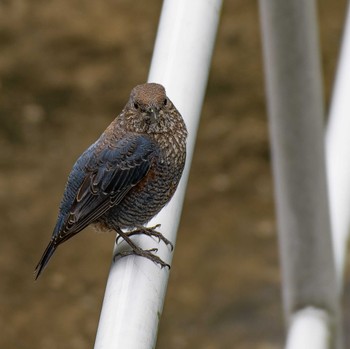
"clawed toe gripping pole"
114,227,171,269
115,224,174,250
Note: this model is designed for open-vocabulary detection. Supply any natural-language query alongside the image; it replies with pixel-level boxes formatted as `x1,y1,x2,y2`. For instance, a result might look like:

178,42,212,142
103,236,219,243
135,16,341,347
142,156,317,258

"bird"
35,82,187,279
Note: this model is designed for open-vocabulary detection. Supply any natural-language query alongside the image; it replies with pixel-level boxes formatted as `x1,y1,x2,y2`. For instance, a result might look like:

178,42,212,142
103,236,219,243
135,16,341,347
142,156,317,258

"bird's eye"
134,102,139,109
163,98,167,106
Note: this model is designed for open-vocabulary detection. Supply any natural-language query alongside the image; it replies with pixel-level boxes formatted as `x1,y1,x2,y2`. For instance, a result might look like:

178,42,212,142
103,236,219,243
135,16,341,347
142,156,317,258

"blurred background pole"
285,308,331,349
94,1,222,348
326,1,350,291
259,1,341,348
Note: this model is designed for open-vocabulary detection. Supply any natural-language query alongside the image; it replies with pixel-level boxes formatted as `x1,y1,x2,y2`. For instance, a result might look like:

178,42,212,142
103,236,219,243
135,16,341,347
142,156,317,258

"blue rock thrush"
35,83,187,279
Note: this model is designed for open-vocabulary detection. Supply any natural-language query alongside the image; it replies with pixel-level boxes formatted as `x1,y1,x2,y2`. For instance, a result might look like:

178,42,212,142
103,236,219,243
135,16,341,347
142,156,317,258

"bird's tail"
34,240,57,280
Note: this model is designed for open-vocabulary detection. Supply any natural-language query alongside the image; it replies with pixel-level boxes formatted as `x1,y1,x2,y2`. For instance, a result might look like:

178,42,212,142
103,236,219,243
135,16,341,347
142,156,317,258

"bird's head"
122,83,181,134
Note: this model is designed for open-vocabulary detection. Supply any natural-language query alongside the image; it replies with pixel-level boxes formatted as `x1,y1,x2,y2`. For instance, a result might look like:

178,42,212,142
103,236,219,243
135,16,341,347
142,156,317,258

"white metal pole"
258,1,341,348
326,1,350,290
94,1,222,348
285,308,331,349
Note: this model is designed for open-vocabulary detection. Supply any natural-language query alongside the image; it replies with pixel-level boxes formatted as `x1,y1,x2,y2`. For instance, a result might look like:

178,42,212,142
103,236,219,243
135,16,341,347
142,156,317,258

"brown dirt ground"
0,0,349,348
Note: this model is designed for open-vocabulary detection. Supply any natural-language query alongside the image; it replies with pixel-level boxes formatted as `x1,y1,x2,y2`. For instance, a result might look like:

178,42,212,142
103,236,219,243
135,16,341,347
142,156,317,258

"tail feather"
34,240,57,280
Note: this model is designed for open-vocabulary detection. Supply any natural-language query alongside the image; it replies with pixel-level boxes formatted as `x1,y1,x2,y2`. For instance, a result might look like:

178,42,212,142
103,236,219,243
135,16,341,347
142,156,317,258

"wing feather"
53,134,157,243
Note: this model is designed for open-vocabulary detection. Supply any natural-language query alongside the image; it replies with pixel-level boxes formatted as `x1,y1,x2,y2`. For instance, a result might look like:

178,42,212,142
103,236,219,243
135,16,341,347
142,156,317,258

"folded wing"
35,134,157,278
58,134,157,242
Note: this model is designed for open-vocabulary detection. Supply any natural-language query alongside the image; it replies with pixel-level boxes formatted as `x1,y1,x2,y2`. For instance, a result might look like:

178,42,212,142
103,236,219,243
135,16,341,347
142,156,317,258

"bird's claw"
113,247,170,269
115,224,174,251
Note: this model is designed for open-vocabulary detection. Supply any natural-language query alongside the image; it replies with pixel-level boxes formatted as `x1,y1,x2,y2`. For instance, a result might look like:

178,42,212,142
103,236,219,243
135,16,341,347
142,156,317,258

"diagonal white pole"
94,1,222,348
259,1,342,348
326,0,350,291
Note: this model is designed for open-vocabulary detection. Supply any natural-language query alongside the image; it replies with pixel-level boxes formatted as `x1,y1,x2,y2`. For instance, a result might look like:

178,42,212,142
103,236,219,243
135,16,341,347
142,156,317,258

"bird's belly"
105,164,181,229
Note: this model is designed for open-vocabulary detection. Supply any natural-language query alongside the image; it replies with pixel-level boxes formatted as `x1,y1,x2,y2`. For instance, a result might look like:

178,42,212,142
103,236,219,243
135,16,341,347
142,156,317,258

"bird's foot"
114,226,171,268
116,224,174,250
114,247,171,269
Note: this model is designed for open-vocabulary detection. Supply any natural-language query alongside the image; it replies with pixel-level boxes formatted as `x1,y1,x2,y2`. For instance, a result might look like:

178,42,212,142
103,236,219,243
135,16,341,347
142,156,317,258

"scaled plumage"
35,83,187,279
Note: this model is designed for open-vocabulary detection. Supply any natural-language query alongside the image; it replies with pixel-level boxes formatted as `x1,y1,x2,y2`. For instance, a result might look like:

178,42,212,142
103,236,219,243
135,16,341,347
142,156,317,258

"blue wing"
59,133,158,240
35,134,157,278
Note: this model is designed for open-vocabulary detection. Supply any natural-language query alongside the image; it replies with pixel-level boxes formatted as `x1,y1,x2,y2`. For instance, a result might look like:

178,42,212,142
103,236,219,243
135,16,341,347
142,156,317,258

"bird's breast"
105,131,186,229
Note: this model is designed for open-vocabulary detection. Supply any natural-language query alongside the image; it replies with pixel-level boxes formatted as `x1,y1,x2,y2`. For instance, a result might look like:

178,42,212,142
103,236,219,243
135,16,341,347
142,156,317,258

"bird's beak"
147,108,158,124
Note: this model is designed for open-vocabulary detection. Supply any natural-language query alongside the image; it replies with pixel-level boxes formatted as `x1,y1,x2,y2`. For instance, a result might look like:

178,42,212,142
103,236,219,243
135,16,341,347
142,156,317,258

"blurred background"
0,0,348,348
